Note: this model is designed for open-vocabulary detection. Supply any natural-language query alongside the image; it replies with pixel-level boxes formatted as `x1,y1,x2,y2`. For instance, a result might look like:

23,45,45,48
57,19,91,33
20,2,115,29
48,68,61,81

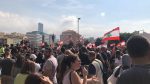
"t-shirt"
43,55,58,84
117,64,150,84
0,58,15,76
14,73,28,84
35,63,41,72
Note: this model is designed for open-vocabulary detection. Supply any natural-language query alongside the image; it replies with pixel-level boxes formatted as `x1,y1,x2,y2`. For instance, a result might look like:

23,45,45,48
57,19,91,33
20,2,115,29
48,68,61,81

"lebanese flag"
102,27,120,42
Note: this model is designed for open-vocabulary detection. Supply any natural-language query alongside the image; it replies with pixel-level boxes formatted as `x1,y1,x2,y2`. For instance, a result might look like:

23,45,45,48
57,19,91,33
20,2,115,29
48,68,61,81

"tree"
120,32,134,41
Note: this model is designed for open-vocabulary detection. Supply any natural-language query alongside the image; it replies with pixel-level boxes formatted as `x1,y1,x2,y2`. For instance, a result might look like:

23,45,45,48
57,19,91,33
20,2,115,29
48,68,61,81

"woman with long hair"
58,54,88,84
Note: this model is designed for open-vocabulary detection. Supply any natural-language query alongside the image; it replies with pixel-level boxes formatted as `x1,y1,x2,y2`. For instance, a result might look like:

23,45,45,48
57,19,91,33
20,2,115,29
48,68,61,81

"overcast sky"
0,0,150,38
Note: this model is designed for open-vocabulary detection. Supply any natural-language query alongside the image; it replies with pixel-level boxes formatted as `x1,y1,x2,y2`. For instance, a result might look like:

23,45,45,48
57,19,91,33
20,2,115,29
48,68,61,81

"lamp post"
77,18,80,42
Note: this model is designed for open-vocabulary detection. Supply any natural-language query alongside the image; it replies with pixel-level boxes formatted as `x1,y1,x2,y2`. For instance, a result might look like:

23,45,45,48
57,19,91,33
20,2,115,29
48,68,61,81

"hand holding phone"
81,66,88,78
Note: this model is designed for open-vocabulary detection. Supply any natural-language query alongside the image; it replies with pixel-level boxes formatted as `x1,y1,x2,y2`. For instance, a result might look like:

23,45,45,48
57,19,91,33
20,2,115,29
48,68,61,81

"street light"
77,18,80,41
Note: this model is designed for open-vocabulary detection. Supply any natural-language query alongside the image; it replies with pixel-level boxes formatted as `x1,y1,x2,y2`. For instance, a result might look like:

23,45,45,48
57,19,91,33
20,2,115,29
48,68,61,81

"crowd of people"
0,35,150,84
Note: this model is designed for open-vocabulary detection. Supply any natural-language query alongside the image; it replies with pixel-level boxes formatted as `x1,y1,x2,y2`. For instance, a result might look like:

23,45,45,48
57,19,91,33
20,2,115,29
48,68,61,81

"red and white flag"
102,27,120,42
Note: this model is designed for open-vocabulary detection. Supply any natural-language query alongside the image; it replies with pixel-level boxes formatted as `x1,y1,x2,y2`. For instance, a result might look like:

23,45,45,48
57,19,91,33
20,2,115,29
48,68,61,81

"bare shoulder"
71,71,78,76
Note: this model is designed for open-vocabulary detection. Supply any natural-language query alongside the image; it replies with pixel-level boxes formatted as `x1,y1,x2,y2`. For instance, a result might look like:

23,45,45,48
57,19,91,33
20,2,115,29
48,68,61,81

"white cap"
30,54,37,60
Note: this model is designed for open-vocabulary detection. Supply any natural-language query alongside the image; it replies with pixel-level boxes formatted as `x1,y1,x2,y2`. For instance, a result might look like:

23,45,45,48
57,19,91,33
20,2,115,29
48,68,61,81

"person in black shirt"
79,47,90,65
117,35,150,84
0,48,15,84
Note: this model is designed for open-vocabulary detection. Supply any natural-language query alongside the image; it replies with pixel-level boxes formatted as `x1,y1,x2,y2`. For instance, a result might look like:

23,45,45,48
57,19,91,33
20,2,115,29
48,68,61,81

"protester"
107,54,132,84
57,47,66,80
88,51,104,84
117,35,150,84
36,51,45,71
0,48,15,84
58,54,101,84
79,46,90,65
58,54,88,84
95,48,105,64
10,44,18,59
114,50,122,68
57,47,66,67
29,54,41,73
101,47,111,84
42,48,58,84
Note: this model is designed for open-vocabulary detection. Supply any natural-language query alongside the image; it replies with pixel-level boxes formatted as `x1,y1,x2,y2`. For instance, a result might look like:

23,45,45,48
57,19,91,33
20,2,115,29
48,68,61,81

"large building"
0,32,25,45
26,32,55,47
26,23,54,47
38,22,43,33
60,30,81,44
26,31,43,47
44,34,54,45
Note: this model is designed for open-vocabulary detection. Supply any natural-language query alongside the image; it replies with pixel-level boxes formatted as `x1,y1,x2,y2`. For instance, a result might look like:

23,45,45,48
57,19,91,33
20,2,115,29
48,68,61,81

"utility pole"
77,18,80,42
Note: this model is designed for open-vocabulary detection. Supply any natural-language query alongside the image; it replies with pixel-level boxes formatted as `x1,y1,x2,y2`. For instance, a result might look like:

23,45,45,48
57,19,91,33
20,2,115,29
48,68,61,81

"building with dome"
60,30,81,44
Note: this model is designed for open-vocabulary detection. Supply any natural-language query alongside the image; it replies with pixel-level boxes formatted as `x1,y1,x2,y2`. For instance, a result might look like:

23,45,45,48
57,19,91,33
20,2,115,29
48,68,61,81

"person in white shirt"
42,48,58,84
30,54,41,73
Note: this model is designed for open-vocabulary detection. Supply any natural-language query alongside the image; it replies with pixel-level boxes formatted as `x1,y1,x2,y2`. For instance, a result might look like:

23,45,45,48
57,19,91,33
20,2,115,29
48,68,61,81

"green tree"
120,32,134,41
